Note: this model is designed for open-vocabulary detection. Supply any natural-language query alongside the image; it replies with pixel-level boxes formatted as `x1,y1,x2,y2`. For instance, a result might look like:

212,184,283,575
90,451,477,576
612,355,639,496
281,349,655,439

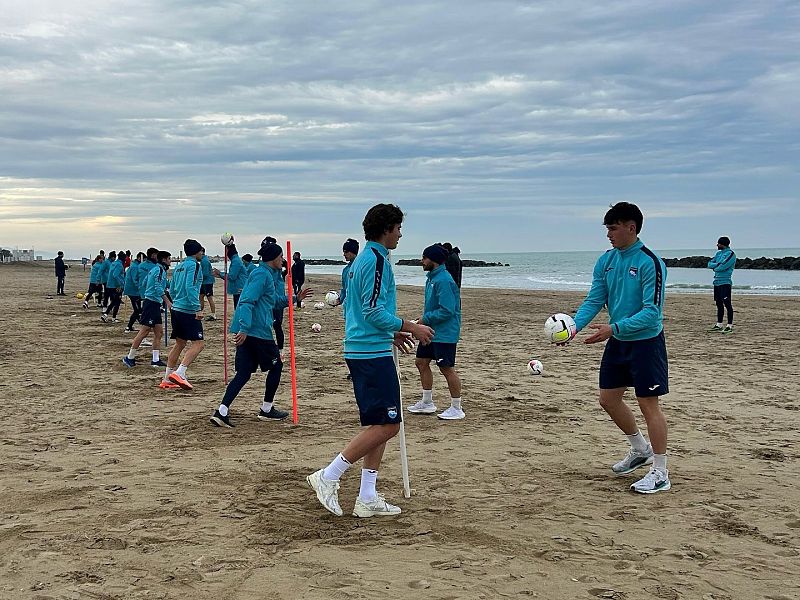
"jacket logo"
628,266,638,278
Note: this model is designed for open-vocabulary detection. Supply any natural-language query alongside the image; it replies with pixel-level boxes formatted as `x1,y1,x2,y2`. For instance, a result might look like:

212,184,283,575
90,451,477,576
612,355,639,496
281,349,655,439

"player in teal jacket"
210,243,311,428
307,203,433,519
98,251,113,308
199,253,217,321
137,248,159,297
124,251,172,370
569,202,671,495
101,252,126,322
338,238,359,307
408,244,464,421
123,254,143,332
83,255,105,308
707,236,736,332
213,244,247,308
164,240,206,391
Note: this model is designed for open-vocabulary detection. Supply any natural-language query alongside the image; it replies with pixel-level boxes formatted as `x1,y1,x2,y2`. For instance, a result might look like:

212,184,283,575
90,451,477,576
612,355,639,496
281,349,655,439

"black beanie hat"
342,238,359,254
717,236,730,247
258,243,283,261
423,244,448,265
184,239,202,256
242,254,253,262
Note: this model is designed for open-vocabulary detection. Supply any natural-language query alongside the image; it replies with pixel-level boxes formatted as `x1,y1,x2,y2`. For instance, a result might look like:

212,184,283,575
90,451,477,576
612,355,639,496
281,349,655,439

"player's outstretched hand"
584,323,612,344
299,288,314,301
393,332,415,353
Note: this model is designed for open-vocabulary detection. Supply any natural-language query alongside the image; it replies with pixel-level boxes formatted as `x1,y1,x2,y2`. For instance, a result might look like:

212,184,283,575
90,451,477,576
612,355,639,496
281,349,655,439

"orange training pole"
286,240,298,424
223,246,229,385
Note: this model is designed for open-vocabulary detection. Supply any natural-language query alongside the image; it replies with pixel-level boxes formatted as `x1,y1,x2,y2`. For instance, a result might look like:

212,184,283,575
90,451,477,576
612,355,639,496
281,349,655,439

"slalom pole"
286,240,299,424
164,305,168,347
389,249,411,498
223,246,229,385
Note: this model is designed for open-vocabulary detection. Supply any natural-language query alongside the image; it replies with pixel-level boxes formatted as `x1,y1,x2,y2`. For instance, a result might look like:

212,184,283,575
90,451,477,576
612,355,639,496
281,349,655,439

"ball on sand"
76,292,85,299
325,291,340,306
311,323,322,332
314,302,326,310
527,359,544,375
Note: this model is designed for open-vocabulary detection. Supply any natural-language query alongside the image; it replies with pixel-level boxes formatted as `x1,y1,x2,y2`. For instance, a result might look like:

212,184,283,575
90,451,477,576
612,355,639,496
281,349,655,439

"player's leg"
435,344,463,420
722,284,734,332
257,342,287,421
211,338,256,427
409,345,436,413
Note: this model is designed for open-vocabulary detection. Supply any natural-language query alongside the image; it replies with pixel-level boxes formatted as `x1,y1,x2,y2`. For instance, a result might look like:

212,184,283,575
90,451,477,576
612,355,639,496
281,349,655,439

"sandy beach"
1,261,798,600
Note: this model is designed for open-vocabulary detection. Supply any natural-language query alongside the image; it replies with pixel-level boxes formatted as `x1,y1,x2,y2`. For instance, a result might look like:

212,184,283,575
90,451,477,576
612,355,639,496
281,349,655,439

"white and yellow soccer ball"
527,359,544,375
311,323,322,332
325,290,340,306
544,313,577,344
221,232,234,246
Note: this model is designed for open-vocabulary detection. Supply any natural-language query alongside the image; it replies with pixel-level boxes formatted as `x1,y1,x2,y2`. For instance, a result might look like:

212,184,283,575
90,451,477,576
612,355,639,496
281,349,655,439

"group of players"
68,200,720,518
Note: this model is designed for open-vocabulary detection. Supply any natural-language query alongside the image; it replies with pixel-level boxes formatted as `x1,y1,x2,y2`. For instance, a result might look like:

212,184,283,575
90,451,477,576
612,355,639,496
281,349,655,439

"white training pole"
389,248,411,498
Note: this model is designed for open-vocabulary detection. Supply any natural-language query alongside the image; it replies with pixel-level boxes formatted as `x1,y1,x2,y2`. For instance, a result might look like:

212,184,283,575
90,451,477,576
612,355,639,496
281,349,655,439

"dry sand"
1,262,798,600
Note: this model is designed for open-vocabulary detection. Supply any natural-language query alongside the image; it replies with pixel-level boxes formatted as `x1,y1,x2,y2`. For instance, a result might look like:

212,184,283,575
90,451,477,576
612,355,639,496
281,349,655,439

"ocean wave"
667,283,800,291
525,276,591,286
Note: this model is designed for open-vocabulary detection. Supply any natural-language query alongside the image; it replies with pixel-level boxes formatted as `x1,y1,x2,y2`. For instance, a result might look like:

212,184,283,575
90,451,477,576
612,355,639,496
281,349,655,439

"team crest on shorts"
387,407,398,419
628,266,638,278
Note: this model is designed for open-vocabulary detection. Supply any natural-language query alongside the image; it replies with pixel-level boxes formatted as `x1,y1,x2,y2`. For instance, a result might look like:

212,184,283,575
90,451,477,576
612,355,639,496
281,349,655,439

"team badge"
628,266,638,278
387,407,398,419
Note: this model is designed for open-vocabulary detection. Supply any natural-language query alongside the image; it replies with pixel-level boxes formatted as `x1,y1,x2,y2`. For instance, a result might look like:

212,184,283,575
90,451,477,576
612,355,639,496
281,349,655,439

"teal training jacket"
423,264,461,343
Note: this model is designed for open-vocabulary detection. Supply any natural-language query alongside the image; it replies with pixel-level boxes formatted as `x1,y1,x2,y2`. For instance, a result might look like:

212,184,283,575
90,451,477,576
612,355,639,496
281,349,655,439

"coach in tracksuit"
307,203,434,519
572,202,670,495
123,253,143,332
210,242,312,428
707,237,736,333
408,244,463,420
164,239,206,391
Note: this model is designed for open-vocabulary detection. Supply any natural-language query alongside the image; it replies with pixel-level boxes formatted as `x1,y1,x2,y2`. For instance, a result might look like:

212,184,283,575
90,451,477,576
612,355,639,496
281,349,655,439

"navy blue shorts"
415,342,458,368
713,284,732,302
200,283,214,297
235,336,281,373
345,356,402,426
600,331,669,397
170,309,204,341
140,299,163,327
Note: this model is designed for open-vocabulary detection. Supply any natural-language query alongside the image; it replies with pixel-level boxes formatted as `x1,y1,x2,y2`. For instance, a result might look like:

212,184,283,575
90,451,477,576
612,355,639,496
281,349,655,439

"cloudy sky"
1,0,798,258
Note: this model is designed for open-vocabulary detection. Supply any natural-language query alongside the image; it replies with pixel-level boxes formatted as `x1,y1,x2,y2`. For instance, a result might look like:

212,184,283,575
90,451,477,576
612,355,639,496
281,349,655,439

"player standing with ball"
568,202,671,494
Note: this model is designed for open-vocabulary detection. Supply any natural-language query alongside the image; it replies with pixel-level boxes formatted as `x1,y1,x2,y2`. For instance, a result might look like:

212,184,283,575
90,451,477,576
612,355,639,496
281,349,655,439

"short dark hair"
57,251,63,256
604,202,643,234
362,203,404,241
147,247,158,259
157,250,171,262
442,242,453,252
108,251,117,259
117,250,125,258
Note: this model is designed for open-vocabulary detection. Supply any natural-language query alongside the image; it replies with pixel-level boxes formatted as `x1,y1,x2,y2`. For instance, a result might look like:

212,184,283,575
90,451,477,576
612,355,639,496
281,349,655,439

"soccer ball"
325,291,340,306
75,292,85,299
527,359,544,375
544,313,577,344
221,232,234,246
313,302,326,310
311,323,322,332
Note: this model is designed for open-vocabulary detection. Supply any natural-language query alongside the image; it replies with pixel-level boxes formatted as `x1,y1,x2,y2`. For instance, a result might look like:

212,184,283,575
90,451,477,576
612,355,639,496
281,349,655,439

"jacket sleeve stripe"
640,246,663,307
369,248,384,309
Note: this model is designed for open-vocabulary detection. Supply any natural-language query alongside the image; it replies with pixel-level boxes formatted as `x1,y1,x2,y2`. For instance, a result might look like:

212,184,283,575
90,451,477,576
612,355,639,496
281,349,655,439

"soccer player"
210,242,312,428
242,253,256,277
569,202,671,494
213,243,247,309
98,250,113,308
101,251,125,323
123,252,143,332
337,238,359,307
291,251,305,308
164,240,206,390
123,251,172,371
707,236,736,334
83,255,105,308
441,242,463,288
200,251,217,321
408,244,464,420
307,203,434,518
54,251,69,295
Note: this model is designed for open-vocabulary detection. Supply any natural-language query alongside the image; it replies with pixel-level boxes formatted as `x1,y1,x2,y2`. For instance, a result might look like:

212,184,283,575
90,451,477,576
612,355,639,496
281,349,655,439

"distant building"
0,247,38,262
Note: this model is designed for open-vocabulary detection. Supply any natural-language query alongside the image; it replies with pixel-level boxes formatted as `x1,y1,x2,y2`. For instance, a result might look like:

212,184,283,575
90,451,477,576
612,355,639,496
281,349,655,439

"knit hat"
242,254,253,262
184,239,202,256
423,244,448,265
717,236,730,247
258,242,283,261
342,238,359,254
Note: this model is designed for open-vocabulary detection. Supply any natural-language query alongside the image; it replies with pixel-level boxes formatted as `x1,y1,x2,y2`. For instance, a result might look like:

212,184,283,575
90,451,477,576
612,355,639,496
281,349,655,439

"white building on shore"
0,247,42,262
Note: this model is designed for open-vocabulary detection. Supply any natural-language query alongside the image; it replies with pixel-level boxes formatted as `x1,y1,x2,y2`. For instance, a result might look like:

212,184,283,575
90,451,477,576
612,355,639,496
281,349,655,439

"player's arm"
712,250,735,272
574,257,609,332
613,261,662,336
358,262,403,333
233,272,267,335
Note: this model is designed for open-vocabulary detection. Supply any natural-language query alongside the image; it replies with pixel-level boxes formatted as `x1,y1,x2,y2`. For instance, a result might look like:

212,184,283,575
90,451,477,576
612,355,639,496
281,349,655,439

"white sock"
152,349,160,362
422,389,433,404
163,367,173,382
654,454,667,473
358,469,378,502
627,431,650,453
261,401,273,414
127,348,136,360
218,404,229,417
725,323,733,329
451,397,462,410
322,453,351,482
176,364,187,378
716,322,723,328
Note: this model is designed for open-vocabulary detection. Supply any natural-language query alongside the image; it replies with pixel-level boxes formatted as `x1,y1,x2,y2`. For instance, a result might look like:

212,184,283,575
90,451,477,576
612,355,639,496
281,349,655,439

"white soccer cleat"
306,469,343,516
612,446,654,475
407,400,437,414
631,467,671,494
352,495,402,518
437,407,466,420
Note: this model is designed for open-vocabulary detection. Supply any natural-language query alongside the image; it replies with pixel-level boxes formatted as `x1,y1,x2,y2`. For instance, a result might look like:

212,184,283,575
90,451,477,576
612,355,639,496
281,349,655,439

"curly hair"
362,203,404,241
